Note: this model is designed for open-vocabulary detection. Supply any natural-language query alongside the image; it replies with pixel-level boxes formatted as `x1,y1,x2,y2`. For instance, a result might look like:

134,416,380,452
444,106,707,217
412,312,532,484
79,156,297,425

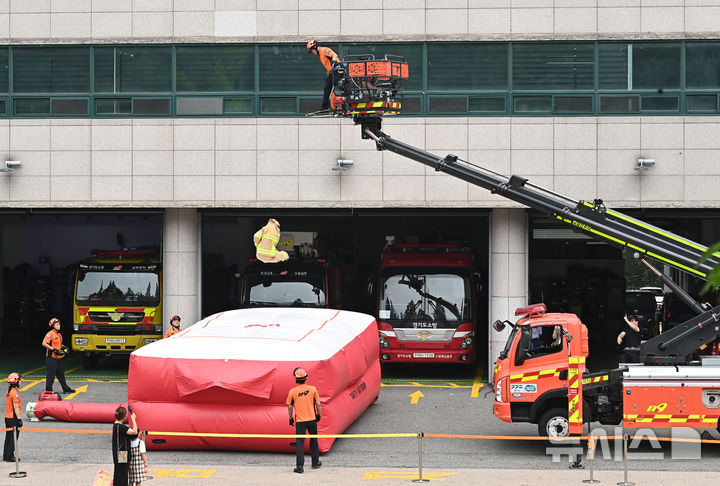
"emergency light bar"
515,303,547,317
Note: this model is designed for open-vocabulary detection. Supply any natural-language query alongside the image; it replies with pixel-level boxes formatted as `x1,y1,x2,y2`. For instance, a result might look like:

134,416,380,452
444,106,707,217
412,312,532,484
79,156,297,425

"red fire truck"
376,243,478,364
330,54,720,436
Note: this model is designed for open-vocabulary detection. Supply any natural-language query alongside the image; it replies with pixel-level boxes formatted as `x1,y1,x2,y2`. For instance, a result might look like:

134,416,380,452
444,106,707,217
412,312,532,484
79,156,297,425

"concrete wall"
0,116,716,209
0,1,718,42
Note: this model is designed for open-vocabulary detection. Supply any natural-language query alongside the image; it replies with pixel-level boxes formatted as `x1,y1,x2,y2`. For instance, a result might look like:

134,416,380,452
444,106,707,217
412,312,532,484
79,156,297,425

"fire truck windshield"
245,272,326,307
76,271,160,306
379,268,471,326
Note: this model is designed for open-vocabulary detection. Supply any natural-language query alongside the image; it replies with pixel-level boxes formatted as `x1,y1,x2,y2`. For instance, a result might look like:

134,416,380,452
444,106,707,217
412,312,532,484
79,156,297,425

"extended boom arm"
358,117,720,364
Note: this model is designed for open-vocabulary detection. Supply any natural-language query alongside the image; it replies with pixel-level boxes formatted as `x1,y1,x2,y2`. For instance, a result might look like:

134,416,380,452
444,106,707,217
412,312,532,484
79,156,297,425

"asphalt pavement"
2,360,720,485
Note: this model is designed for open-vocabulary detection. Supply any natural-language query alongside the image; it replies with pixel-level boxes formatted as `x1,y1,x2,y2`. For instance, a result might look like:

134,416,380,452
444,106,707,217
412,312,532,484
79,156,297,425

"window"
632,43,680,90
345,44,423,91
13,47,89,93
0,48,8,93
513,43,593,90
428,43,507,91
517,325,564,361
686,43,720,89
599,43,628,90
176,46,254,92
259,44,328,93
94,47,171,93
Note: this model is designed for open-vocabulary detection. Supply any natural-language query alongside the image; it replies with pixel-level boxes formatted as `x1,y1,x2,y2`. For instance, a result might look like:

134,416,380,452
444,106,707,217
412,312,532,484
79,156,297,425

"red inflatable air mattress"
128,308,380,452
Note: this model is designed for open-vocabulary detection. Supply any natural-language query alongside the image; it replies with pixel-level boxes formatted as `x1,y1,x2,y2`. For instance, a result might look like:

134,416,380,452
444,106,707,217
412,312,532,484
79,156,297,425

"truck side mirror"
492,319,506,332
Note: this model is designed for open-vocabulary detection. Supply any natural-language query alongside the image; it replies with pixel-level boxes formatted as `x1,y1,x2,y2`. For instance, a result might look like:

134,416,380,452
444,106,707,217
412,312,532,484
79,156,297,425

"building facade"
2,1,720,371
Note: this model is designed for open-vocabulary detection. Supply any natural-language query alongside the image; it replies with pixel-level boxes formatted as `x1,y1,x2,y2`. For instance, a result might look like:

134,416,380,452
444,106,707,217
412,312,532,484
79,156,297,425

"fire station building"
1,1,720,373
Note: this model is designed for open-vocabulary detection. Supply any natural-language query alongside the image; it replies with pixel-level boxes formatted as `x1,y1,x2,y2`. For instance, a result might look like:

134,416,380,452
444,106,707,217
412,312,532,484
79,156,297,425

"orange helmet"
306,40,318,53
49,317,60,327
293,367,308,379
7,373,20,385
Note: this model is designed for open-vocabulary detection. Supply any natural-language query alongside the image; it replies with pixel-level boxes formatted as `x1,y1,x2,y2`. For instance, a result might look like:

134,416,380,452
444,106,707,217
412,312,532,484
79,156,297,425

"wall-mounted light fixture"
634,158,655,171
333,159,354,172
0,160,21,173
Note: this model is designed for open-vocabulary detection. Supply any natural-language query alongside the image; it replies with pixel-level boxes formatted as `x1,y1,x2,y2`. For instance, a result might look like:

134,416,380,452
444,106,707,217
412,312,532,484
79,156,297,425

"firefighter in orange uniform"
286,367,322,473
306,40,341,110
3,373,22,462
164,315,182,338
42,318,74,394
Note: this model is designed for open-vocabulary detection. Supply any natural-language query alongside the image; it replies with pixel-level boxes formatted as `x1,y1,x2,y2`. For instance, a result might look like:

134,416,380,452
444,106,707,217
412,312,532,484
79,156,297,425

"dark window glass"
428,43,507,91
299,97,323,114
599,43,627,89
13,47,89,93
398,96,421,113
600,95,639,113
632,43,680,90
514,96,552,112
554,96,593,113
133,98,171,115
224,98,252,114
641,95,678,111
687,94,717,112
260,97,296,114
176,46,254,92
0,99,6,114
94,47,171,93
344,44,423,91
177,97,223,115
14,98,50,114
96,98,132,114
0,49,8,93
259,44,329,93
686,43,720,89
513,43,593,90
429,96,466,113
469,97,506,112
52,99,88,115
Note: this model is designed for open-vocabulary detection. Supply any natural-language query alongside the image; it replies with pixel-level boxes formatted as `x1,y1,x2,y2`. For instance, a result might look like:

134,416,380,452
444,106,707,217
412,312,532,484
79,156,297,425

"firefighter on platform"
164,315,182,338
42,318,74,394
306,40,341,111
286,367,322,474
3,373,22,463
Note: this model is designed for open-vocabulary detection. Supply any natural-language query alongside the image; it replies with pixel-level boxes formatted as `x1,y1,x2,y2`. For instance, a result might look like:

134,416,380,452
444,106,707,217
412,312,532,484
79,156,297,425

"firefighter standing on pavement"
42,318,74,394
164,315,182,338
286,367,322,474
306,40,341,111
3,373,22,462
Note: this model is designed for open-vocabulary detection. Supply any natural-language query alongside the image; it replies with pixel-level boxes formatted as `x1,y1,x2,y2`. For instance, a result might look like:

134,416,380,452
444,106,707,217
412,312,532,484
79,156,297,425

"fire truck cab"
71,248,163,369
376,242,478,364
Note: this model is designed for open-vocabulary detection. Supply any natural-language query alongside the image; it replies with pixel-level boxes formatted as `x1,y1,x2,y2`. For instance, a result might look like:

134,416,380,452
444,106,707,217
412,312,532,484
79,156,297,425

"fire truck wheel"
538,408,569,438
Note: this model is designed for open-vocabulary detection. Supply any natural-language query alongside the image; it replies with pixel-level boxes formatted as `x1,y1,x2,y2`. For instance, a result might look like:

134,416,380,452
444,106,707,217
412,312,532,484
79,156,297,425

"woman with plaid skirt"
129,431,149,486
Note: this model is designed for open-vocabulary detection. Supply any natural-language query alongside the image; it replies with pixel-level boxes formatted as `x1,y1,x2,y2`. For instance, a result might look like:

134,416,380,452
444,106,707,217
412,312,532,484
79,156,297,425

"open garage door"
0,211,162,354
201,209,490,368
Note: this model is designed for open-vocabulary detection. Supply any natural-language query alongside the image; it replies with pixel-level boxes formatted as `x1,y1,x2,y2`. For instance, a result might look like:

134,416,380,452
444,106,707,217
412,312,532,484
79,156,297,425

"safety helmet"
306,40,318,53
49,317,60,327
170,315,181,324
293,367,308,380
7,373,20,385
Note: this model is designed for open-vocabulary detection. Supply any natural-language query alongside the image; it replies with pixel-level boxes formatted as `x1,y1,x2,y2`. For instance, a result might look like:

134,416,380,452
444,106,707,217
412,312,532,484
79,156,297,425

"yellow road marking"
149,468,216,479
21,357,79,377
471,366,485,398
363,471,456,481
381,383,471,389
408,390,424,404
65,366,82,375
64,384,88,401
19,379,43,392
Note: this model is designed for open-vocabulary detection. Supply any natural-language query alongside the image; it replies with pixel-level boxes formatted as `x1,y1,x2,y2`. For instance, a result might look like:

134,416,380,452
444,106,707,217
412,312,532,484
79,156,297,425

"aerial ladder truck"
319,53,720,437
